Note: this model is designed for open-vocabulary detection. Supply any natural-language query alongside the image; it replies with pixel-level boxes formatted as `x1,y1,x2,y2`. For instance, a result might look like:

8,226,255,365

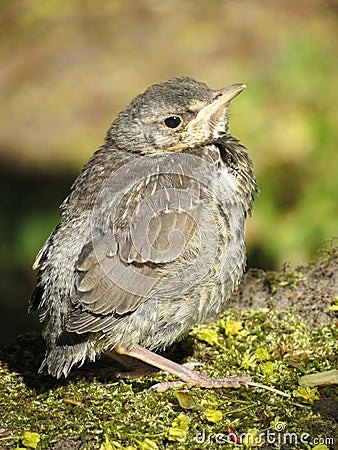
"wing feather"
72,171,200,326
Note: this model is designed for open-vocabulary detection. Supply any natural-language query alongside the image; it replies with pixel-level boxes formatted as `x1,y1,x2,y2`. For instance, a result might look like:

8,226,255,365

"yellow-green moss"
1,308,337,449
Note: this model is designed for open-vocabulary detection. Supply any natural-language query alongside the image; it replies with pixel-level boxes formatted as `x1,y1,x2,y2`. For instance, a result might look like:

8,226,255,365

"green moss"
261,267,307,294
0,309,337,449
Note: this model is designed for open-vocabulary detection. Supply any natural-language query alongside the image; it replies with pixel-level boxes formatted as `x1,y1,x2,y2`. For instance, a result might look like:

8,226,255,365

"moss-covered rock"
1,248,337,449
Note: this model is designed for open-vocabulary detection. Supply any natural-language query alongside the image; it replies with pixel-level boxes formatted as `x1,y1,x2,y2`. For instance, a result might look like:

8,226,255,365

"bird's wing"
72,163,201,320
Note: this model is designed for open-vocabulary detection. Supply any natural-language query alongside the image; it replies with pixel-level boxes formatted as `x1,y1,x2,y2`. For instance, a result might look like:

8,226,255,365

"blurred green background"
1,0,337,344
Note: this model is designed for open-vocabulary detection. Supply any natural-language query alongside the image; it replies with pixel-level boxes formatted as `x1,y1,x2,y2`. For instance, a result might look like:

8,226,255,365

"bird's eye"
164,116,182,129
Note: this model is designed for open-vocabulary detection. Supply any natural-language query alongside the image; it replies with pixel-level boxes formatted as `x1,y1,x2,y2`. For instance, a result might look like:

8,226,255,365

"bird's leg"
104,349,159,379
113,343,251,392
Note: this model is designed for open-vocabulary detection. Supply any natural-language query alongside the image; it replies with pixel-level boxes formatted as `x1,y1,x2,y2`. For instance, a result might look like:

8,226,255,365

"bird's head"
109,77,246,153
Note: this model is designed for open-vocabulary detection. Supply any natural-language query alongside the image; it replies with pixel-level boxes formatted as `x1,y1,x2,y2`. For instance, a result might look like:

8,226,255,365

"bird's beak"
187,83,246,132
208,83,246,114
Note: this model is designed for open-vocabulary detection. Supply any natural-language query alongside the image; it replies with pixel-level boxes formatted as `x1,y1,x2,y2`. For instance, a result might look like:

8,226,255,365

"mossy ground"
1,249,337,450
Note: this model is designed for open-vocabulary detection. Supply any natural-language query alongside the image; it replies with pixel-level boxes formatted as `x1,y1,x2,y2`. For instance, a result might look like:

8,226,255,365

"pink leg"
104,349,159,378
113,343,251,392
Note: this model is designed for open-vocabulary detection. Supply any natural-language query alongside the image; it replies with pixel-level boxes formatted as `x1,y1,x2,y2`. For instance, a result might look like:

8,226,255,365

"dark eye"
164,116,182,128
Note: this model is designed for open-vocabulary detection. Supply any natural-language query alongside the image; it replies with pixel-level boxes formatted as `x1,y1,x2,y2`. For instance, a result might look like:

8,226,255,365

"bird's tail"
39,341,98,378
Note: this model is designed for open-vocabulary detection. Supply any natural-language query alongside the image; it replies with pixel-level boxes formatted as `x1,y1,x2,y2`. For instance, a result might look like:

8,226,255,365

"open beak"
187,83,246,132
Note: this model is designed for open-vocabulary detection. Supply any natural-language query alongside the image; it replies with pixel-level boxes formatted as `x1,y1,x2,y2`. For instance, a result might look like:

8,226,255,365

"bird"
30,76,258,391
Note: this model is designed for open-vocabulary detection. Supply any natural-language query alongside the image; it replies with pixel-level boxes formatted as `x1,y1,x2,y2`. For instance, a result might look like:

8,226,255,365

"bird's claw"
150,374,252,393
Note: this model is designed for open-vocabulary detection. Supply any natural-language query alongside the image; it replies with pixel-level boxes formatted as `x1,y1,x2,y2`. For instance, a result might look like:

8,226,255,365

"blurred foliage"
0,0,337,342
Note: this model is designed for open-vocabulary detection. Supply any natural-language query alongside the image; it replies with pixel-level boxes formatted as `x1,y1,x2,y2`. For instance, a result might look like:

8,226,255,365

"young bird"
30,77,258,390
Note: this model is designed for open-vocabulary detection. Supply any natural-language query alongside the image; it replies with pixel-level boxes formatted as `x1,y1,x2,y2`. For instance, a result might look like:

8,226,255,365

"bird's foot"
151,374,252,393
111,343,251,392
108,345,288,397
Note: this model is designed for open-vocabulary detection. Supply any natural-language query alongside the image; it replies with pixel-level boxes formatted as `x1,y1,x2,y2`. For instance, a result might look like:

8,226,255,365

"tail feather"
39,342,98,378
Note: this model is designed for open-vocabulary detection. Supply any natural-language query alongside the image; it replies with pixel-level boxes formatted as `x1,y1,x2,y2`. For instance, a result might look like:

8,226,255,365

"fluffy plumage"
30,77,258,387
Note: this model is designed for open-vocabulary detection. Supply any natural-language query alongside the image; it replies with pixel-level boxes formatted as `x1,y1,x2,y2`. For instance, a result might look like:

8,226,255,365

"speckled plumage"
30,77,258,383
